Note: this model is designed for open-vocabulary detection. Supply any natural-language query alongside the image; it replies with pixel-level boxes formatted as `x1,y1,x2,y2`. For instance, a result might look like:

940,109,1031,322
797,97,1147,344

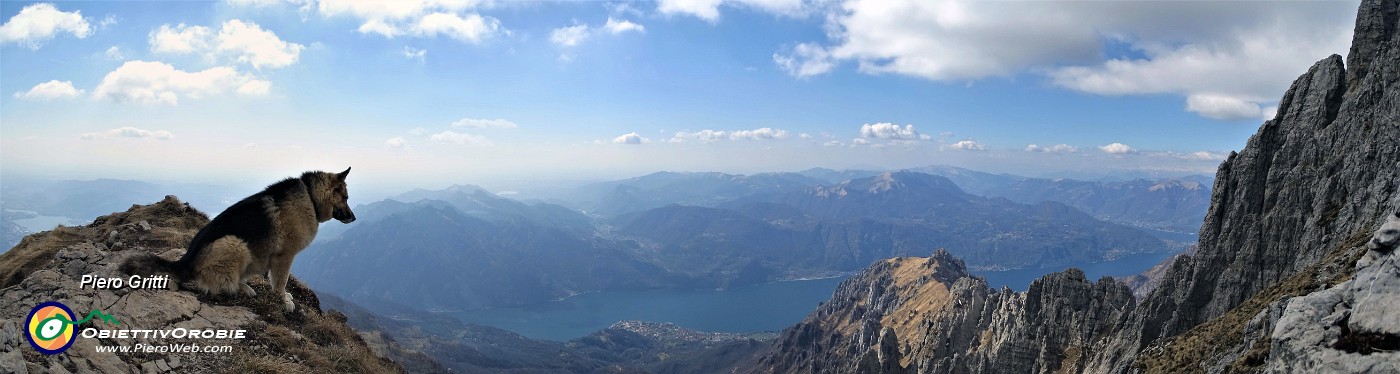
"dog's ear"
338,167,351,180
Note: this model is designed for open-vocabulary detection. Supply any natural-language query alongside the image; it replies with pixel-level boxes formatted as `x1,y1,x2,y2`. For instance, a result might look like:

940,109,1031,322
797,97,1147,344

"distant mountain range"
295,169,1175,312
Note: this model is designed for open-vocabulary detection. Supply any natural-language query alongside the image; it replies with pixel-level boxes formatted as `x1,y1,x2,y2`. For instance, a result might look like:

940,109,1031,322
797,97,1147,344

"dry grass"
1135,230,1372,373
879,257,954,367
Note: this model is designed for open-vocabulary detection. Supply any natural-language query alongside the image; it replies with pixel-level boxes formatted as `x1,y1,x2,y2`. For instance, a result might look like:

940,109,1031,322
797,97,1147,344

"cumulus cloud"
79,127,174,140
408,127,428,136
150,20,304,70
431,130,492,146
771,0,1354,120
105,46,124,60
550,24,590,47
385,136,407,148
658,0,808,21
0,3,92,49
1184,93,1275,121
317,0,502,43
93,60,270,105
452,118,517,129
670,127,790,143
149,23,211,54
947,140,985,151
1159,150,1229,161
14,80,84,100
215,20,305,69
774,43,835,78
403,46,426,61
603,18,645,34
613,132,649,145
1099,142,1136,155
859,123,929,140
1025,143,1079,153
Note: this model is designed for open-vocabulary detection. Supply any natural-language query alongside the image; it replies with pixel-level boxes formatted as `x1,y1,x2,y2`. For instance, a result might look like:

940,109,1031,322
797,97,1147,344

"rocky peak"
0,196,421,373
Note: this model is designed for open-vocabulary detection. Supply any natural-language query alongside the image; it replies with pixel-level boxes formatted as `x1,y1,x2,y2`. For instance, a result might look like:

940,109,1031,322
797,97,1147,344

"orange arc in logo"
25,302,77,355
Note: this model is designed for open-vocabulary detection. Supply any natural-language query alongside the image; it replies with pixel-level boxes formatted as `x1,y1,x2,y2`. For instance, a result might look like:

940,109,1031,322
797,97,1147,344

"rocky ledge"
0,196,424,373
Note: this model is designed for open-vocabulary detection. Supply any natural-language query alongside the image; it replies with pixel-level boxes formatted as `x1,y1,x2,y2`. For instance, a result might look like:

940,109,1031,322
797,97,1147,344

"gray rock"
0,350,27,374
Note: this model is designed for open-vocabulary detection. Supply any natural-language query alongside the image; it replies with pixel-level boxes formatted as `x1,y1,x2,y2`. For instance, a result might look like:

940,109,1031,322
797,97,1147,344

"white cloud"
408,127,428,136
824,140,843,146
0,3,92,49
93,60,270,105
613,132,649,145
670,127,790,143
550,24,590,47
105,46,124,60
774,43,835,78
776,0,1354,120
859,123,928,140
799,133,813,140
659,0,724,21
149,23,212,54
403,46,426,61
1025,144,1078,153
317,0,502,43
80,127,174,140
603,18,644,34
452,117,517,129
1159,150,1228,161
947,140,984,151
226,0,311,8
215,20,305,69
430,130,493,146
14,80,84,100
850,138,870,145
385,136,408,148
98,14,117,29
1184,93,1275,121
150,20,304,70
1099,142,1136,155
658,0,808,21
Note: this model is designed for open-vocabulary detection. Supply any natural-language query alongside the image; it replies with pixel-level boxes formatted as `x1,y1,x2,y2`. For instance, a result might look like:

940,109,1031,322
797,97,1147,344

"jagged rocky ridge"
750,0,1399,372
0,196,436,373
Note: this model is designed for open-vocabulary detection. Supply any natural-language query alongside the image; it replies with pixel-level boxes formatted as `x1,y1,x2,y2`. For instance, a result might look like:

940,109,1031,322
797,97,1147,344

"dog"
123,168,356,312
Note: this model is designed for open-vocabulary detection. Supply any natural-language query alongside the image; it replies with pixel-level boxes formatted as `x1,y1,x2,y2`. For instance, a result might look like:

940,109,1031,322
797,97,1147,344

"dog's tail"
120,253,191,280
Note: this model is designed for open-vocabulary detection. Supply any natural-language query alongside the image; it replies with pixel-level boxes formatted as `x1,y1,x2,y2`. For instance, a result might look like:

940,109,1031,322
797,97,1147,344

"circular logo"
25,301,77,355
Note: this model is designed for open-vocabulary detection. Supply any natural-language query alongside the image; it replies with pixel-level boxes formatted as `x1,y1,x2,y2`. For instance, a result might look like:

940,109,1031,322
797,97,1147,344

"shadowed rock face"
749,0,1400,372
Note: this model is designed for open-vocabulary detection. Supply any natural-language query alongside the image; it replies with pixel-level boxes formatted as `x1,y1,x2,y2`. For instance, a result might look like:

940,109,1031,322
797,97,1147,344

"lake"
453,276,846,341
452,252,1178,341
973,251,1178,292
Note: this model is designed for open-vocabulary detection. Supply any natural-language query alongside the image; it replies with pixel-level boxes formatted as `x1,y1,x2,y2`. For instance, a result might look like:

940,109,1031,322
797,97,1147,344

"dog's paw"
282,292,295,312
241,284,257,296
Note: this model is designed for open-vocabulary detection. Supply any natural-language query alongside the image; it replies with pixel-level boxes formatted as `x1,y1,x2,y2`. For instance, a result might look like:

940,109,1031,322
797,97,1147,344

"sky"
0,0,1362,196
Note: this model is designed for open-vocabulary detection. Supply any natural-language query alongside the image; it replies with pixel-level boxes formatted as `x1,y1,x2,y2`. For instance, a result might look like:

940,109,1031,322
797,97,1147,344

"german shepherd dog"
123,168,356,312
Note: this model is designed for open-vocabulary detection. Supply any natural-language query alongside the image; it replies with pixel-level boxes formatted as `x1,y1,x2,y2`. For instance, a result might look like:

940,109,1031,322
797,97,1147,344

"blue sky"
0,0,1361,194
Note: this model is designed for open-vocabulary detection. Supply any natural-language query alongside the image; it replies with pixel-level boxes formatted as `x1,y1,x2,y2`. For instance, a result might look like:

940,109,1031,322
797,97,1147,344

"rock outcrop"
1267,213,1400,372
0,196,424,373
749,250,1135,374
749,0,1399,372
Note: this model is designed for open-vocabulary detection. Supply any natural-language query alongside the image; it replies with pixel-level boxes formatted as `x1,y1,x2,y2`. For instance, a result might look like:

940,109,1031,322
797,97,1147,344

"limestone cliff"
0,196,434,373
749,0,1399,372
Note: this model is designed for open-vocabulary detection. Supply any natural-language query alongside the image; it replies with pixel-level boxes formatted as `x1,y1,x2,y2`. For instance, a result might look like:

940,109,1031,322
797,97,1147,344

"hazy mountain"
624,171,1169,274
911,165,1213,233
315,184,595,242
295,203,687,310
567,171,826,217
